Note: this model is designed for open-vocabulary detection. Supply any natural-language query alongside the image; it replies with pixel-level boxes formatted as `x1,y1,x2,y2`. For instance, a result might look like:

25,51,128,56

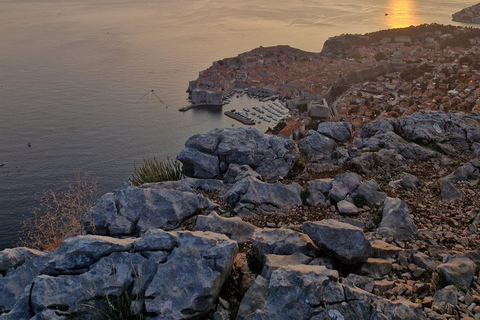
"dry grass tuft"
18,170,99,251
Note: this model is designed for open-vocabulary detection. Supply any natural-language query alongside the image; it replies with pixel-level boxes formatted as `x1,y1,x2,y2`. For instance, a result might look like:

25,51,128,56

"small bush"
128,156,182,187
19,171,99,251
102,291,148,320
353,194,369,208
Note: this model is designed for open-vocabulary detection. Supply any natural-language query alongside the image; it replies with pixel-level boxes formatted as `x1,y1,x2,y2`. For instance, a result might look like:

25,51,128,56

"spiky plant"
127,156,182,186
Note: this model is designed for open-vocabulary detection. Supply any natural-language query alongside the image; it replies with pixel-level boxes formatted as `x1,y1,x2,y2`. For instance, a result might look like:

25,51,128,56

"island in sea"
187,24,480,138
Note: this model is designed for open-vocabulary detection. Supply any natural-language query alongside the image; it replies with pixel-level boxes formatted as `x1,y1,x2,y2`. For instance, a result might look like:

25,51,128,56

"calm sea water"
0,0,470,249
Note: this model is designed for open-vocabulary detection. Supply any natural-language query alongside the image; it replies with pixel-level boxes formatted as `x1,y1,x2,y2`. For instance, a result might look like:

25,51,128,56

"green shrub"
102,291,148,320
128,156,182,186
301,187,311,206
353,194,369,208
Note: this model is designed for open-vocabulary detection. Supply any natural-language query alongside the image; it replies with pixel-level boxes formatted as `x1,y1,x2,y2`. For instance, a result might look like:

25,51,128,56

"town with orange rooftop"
186,24,480,140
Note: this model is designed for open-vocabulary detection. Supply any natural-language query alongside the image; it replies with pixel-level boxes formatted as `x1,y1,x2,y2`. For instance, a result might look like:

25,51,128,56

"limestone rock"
305,179,332,206
251,228,317,263
328,172,362,203
337,200,360,216
356,258,393,280
194,211,256,243
444,159,480,182
236,275,269,320
238,264,424,319
439,179,464,201
377,197,417,241
0,248,45,275
352,179,387,206
261,253,313,279
223,177,302,211
370,240,404,259
437,255,477,288
351,148,406,175
298,130,337,157
177,127,299,182
83,186,215,237
389,173,425,189
432,285,458,314
303,220,372,264
317,121,352,142
222,164,262,183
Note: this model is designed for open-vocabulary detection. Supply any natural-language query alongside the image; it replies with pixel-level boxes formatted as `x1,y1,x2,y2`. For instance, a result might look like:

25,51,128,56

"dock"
224,111,255,125
179,105,195,112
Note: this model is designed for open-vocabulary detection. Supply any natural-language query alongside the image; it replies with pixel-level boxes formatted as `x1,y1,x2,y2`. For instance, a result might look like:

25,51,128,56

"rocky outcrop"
0,231,238,320
177,128,299,182
299,130,337,157
303,220,372,264
453,3,480,23
83,185,216,237
4,113,480,319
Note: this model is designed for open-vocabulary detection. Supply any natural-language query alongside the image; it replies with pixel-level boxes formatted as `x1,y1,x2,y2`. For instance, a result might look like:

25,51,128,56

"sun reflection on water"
385,0,419,29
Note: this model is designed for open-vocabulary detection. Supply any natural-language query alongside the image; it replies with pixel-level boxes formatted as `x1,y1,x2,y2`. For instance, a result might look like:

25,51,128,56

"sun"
385,0,419,29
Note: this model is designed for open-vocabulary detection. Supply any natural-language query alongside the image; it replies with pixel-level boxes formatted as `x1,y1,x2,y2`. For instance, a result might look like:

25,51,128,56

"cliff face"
2,111,480,319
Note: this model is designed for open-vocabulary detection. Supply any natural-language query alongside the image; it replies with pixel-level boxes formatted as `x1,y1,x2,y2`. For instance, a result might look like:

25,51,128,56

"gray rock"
194,211,256,243
343,273,375,292
444,159,480,182
328,172,362,203
439,179,464,201
352,180,387,206
317,121,352,142
0,230,238,320
360,117,397,138
83,186,215,237
237,276,269,320
398,111,480,155
298,130,337,157
377,197,417,241
370,240,404,259
432,285,458,314
303,220,372,264
223,177,302,211
389,173,425,189
223,164,262,184
177,128,299,183
144,231,238,319
353,131,439,160
251,228,318,263
305,179,332,206
412,251,437,272
261,253,313,279
437,255,477,288
356,258,392,280
351,148,406,175
243,264,424,319
0,248,45,275
337,200,360,216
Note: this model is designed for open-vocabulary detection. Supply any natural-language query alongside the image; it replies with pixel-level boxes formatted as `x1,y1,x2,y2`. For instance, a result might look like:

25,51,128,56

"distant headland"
452,3,480,24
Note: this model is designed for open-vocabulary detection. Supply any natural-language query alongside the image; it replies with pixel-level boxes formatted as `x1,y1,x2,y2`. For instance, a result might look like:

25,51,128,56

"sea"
0,0,472,250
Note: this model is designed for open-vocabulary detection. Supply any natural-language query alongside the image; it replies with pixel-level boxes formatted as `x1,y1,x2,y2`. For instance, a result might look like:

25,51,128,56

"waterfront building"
191,88,223,106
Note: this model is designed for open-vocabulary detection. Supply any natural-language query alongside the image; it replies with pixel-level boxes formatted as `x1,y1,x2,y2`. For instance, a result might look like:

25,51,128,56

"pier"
224,111,255,125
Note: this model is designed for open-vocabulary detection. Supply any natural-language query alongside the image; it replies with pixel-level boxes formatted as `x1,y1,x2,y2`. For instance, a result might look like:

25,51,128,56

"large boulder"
251,229,318,263
83,186,215,237
437,255,477,288
444,159,480,182
223,177,302,211
237,264,424,319
0,230,238,320
299,130,337,157
0,248,45,275
377,197,417,241
351,148,406,175
328,172,362,203
352,180,387,206
194,211,256,243
317,121,352,142
303,220,372,264
397,111,480,155
177,128,299,182
305,179,332,206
